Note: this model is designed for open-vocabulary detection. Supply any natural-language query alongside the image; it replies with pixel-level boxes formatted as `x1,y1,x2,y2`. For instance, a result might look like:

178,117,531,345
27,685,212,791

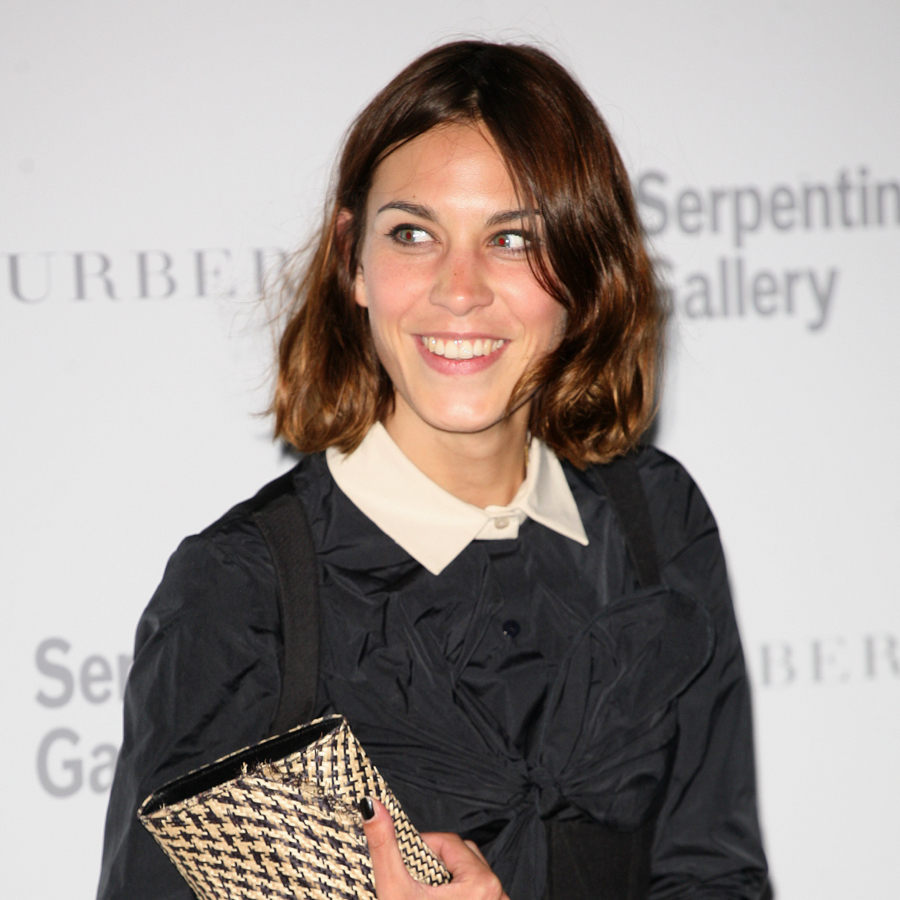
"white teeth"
422,337,505,359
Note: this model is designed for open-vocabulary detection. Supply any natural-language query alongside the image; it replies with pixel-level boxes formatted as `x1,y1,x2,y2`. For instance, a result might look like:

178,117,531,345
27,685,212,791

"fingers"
420,832,507,900
360,798,423,900
360,799,508,900
462,840,488,864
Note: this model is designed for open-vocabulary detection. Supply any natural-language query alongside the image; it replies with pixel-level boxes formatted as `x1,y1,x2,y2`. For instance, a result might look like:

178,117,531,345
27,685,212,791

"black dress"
97,447,768,900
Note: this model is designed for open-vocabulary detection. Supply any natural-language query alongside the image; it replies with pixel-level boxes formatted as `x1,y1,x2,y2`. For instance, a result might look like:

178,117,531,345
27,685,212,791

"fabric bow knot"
526,764,564,817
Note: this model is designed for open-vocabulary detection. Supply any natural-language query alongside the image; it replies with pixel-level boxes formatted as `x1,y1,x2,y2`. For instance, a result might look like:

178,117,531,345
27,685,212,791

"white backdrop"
2,2,898,897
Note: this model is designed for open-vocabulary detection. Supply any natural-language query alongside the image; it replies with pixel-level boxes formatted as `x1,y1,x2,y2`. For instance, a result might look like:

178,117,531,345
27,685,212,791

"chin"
421,408,510,436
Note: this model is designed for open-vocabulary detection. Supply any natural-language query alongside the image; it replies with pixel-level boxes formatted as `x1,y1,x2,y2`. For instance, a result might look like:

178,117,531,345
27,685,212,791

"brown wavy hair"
273,40,664,467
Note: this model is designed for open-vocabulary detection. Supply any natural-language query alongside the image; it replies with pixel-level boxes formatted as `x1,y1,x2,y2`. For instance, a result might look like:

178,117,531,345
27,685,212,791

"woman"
98,41,769,900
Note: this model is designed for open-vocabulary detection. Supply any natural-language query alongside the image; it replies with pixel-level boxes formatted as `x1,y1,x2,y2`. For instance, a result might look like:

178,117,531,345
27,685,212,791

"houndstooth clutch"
138,715,451,900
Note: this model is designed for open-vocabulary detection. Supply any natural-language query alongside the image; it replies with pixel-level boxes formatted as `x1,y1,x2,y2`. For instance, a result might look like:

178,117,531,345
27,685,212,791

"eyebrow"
486,208,541,227
375,201,437,220
375,201,541,228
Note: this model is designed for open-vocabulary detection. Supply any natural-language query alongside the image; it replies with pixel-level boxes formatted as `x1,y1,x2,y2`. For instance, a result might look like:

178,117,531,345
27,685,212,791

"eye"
389,224,432,244
489,231,528,252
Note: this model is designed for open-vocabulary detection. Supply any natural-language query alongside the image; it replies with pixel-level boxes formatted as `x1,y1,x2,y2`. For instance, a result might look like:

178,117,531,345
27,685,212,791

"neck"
383,406,530,509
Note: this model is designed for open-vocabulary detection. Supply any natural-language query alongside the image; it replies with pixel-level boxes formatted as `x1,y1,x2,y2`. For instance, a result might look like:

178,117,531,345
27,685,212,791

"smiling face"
353,123,566,448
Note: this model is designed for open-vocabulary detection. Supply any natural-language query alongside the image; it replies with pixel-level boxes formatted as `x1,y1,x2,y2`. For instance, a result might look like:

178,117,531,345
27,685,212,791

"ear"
353,265,368,309
337,208,368,309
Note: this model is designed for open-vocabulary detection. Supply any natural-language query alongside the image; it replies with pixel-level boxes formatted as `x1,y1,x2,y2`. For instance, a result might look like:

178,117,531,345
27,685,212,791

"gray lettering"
651,255,675,314
761,643,795,686
733,188,762,248
812,637,849,683
751,271,778,315
36,729,82,797
7,252,53,302
784,270,803,315
118,654,132,700
73,252,117,300
770,186,796,230
858,166,869,226
835,169,854,227
35,638,73,708
876,181,900,225
709,188,727,233
194,249,234,297
719,257,729,316
80,655,112,704
682,273,714,318
807,268,838,331
636,171,668,236
735,257,745,315
137,251,176,298
802,184,831,229
254,247,288,295
865,634,900,678
675,189,703,234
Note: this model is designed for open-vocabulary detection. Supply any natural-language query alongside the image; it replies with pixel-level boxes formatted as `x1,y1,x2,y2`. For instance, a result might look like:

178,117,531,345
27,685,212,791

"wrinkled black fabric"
97,448,768,900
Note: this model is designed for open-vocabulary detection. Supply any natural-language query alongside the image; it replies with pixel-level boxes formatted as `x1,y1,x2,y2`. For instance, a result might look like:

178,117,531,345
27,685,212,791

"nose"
429,247,493,315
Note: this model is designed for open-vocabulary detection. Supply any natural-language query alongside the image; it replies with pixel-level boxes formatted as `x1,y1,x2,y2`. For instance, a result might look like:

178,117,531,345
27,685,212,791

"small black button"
502,619,520,638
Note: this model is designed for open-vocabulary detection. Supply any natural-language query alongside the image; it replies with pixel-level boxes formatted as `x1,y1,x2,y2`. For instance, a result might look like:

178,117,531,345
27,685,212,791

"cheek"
514,287,567,350
357,267,412,369
549,305,568,345
359,255,431,327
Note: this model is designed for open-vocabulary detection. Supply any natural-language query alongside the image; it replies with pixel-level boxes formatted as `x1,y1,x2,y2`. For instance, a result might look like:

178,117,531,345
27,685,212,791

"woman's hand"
360,798,509,900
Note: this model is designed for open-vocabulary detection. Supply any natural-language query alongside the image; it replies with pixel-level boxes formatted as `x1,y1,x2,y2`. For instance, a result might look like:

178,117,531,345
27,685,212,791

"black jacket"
97,448,768,900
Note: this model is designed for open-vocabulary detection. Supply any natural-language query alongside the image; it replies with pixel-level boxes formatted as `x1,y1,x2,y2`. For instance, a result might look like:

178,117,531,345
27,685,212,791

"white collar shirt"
325,422,589,576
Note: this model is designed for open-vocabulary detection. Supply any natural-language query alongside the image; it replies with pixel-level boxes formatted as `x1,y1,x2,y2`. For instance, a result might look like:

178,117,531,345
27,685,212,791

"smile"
419,336,506,359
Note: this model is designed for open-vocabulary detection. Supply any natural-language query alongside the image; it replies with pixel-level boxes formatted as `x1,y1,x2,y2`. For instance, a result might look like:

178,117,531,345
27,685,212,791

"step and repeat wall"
3,2,897,897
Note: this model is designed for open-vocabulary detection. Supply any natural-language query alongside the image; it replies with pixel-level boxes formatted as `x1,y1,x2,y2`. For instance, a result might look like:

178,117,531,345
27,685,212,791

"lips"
419,336,506,359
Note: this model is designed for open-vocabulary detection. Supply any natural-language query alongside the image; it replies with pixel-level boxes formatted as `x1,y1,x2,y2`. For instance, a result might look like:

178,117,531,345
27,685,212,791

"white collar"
326,423,588,575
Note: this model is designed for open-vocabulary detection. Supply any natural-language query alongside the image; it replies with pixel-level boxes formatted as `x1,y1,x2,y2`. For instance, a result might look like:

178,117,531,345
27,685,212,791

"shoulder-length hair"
273,40,664,467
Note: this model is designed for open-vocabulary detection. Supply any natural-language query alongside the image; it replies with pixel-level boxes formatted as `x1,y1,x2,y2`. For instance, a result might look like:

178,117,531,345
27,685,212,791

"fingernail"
358,797,375,821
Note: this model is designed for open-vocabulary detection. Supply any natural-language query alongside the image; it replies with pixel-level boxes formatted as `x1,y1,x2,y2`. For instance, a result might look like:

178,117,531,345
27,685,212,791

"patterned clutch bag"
138,715,451,900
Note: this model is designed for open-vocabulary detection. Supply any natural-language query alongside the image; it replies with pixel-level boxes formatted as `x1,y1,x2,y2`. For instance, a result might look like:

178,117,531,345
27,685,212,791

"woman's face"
353,123,565,441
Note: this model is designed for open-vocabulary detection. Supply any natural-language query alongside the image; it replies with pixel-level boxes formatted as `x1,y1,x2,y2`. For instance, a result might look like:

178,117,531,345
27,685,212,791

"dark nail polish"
359,797,375,821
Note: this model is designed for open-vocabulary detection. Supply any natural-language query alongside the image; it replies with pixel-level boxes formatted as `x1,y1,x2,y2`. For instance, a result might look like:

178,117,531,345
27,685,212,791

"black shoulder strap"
252,484,320,735
593,454,661,588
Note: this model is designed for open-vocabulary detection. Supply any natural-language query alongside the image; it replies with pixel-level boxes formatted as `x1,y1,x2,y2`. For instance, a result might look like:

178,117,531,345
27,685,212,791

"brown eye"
490,231,527,251
390,225,430,244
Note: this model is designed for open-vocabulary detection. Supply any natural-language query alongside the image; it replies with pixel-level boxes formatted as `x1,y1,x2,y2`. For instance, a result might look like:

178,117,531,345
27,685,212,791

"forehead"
367,123,518,211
